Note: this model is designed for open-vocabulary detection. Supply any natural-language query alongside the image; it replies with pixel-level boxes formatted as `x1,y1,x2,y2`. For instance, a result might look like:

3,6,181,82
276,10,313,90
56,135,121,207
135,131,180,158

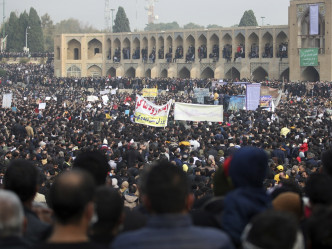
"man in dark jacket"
124,143,144,168
221,147,272,247
112,161,234,249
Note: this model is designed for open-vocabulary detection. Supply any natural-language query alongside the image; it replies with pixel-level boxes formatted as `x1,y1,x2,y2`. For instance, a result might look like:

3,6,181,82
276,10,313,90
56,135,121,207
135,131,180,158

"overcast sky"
5,0,290,31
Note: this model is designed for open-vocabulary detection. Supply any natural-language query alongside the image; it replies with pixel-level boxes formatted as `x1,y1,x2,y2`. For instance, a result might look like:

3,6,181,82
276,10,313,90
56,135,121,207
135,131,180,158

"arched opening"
158,36,164,59
201,67,214,79
280,68,289,82
106,38,112,60
161,69,168,78
299,10,325,52
133,37,140,60
149,36,156,63
262,32,273,58
252,67,268,82
142,37,148,61
301,66,319,82
67,65,81,77
107,67,116,78
125,67,136,78
235,33,245,59
185,35,195,62
210,34,219,61
175,35,183,60
145,69,151,78
87,65,102,77
123,38,131,60
222,33,232,61
88,38,102,60
56,47,60,60
276,31,288,58
166,36,173,62
178,67,190,78
225,67,240,81
198,34,207,60
113,38,121,62
67,39,81,60
248,32,259,59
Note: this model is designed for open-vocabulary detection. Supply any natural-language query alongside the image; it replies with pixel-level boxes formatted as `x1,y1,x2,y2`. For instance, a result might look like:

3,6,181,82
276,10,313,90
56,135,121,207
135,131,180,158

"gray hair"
0,190,24,237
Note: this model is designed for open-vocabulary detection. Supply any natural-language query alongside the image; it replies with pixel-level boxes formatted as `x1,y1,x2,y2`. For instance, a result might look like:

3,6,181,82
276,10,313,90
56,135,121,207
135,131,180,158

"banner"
135,95,172,127
174,103,223,122
228,96,246,111
300,48,318,67
38,103,46,110
310,4,319,35
260,95,272,108
2,93,12,108
194,88,210,104
246,83,261,111
142,88,158,98
87,96,99,102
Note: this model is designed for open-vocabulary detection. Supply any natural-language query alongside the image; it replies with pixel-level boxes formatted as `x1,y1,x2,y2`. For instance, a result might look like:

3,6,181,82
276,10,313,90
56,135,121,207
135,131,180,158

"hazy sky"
5,0,290,31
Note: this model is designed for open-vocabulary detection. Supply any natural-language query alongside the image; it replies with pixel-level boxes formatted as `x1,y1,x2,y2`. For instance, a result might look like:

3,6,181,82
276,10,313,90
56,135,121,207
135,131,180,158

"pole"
25,27,28,48
111,9,115,33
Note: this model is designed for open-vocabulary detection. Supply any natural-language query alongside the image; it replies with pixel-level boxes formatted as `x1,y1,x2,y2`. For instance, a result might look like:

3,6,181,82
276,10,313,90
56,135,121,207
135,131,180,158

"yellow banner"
142,88,158,97
134,112,168,127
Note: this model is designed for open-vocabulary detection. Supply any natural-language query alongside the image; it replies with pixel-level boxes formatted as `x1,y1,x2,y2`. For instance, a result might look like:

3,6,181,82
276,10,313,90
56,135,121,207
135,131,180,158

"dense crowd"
0,61,332,249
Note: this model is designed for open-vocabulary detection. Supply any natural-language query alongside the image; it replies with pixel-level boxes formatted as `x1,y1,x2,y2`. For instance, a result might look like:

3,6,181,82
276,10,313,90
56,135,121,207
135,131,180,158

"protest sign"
193,88,210,104
135,95,172,127
142,88,158,98
174,103,223,122
39,103,46,110
2,93,12,108
246,83,261,111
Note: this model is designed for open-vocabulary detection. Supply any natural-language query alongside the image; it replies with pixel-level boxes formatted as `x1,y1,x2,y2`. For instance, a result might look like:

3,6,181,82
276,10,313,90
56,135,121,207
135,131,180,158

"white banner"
174,103,223,122
39,103,46,110
135,95,172,127
2,93,12,108
310,4,319,35
87,96,99,102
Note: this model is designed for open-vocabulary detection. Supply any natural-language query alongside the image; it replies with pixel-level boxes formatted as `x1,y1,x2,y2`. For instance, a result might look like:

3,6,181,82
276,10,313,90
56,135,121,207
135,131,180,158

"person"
73,150,110,186
34,170,105,249
0,189,31,249
221,147,272,247
89,186,124,247
4,159,51,245
242,210,304,249
111,161,234,249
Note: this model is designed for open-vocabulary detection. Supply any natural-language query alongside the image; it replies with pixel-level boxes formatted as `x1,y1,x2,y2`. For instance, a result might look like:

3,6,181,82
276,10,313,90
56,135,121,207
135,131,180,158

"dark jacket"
221,147,272,246
0,236,31,249
111,214,234,249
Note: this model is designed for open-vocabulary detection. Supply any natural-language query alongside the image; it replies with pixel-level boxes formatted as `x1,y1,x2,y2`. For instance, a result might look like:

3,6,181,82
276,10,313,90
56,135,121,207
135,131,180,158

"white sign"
100,90,110,95
2,93,12,108
111,90,117,95
174,103,223,122
87,96,99,102
38,103,46,110
45,97,51,101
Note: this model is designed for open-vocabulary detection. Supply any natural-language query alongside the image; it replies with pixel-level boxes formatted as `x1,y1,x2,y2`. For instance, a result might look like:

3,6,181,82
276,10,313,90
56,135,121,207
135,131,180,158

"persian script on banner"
142,88,158,98
135,95,172,127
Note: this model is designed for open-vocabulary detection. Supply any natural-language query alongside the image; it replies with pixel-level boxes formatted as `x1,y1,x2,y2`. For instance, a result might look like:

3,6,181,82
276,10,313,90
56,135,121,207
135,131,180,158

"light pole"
261,17,265,26
111,9,115,33
25,26,30,52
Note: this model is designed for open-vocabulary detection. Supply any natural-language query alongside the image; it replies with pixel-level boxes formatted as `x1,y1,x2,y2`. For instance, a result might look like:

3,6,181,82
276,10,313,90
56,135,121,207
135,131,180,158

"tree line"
1,7,258,53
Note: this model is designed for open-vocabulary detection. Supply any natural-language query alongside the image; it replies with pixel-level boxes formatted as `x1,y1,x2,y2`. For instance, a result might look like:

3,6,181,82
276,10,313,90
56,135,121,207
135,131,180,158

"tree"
239,10,258,27
206,24,222,29
41,13,55,52
18,11,29,50
6,12,21,51
183,23,204,30
28,8,44,52
145,21,180,31
113,7,130,33
54,18,99,34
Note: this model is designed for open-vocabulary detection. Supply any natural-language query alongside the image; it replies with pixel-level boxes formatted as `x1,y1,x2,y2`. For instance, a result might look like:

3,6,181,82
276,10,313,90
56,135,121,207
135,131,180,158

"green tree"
28,8,44,52
18,11,29,50
41,13,55,52
239,10,258,27
113,7,130,33
206,24,222,29
6,12,21,51
54,18,99,34
183,22,204,29
145,21,180,31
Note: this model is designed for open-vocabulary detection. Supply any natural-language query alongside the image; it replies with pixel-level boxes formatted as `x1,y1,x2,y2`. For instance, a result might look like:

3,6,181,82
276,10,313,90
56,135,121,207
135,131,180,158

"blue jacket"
221,147,272,246
111,214,234,249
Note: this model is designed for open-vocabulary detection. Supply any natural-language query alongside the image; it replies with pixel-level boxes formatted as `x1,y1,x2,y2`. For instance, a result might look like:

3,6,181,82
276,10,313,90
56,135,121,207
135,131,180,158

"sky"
5,0,290,31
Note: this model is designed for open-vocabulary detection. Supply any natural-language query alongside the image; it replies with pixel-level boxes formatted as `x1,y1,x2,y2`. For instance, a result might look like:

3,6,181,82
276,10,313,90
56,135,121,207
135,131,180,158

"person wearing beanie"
221,147,272,247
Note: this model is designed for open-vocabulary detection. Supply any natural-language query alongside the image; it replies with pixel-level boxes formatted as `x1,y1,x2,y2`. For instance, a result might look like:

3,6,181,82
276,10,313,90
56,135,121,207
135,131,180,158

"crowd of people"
0,60,332,248
0,52,54,60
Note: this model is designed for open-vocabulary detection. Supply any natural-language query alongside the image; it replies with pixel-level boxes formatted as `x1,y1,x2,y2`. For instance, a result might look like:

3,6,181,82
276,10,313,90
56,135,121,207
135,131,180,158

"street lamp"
25,26,30,52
